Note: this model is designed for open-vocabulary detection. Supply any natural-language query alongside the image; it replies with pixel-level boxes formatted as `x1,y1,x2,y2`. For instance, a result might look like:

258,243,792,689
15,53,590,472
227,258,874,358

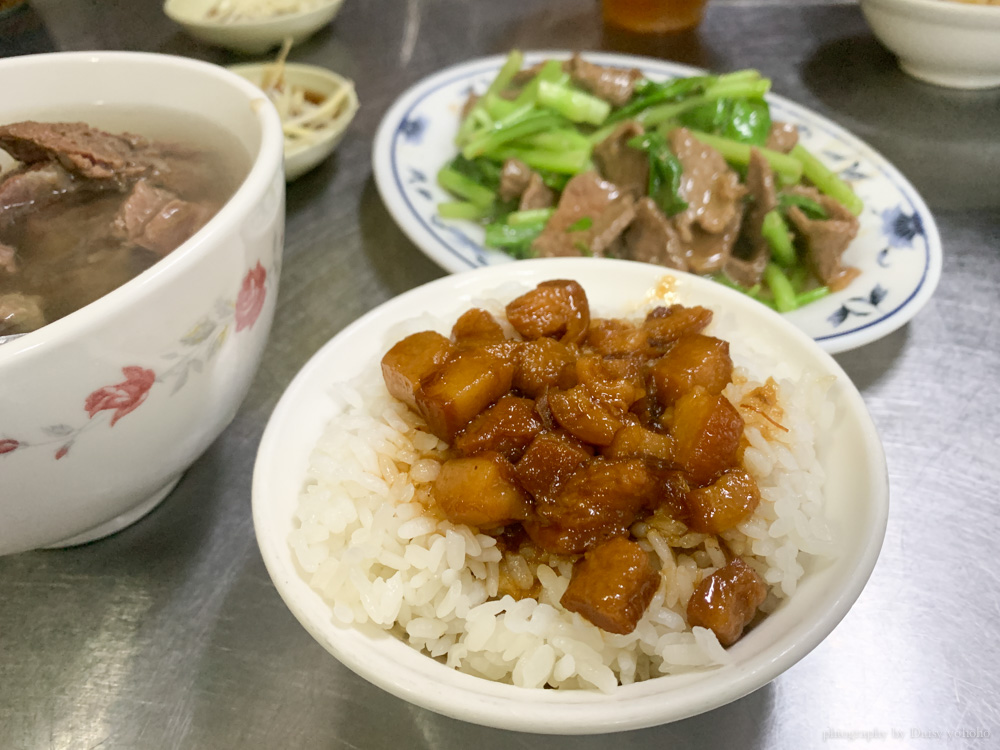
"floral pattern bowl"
0,52,285,555
372,52,943,355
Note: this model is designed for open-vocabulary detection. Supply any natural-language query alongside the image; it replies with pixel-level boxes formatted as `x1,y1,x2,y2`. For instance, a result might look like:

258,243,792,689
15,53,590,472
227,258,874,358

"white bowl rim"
252,257,890,734
0,50,284,365
163,0,343,28
861,0,1000,27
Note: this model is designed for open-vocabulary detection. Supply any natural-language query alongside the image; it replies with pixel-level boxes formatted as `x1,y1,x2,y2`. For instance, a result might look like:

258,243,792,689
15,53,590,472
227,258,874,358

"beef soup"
0,108,250,336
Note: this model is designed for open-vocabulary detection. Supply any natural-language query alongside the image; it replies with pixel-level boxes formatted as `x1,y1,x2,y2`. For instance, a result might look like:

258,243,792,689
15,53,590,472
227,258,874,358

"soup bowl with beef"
0,51,284,555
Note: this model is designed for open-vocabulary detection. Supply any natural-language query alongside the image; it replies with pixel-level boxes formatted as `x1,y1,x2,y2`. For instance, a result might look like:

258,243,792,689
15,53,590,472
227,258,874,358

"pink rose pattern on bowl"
1,262,270,461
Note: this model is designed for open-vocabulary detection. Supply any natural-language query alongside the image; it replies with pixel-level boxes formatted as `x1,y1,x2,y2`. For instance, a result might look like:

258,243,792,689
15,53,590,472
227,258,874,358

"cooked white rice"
289,294,835,692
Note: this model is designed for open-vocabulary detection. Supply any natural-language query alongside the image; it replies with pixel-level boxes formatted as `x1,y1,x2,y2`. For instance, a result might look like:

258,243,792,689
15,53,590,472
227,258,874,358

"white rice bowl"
252,258,888,733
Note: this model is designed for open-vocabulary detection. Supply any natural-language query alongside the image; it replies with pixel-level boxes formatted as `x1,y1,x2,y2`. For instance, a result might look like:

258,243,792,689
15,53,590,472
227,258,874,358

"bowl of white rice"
252,258,888,734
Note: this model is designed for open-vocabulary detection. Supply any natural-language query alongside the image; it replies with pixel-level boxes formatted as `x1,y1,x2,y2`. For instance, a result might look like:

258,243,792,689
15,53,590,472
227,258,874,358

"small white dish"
230,62,358,181
861,0,1000,89
253,258,889,733
372,52,943,355
164,0,345,55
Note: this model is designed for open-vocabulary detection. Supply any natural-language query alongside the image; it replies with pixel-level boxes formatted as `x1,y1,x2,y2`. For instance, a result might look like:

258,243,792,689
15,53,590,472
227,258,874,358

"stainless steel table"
2,1,998,746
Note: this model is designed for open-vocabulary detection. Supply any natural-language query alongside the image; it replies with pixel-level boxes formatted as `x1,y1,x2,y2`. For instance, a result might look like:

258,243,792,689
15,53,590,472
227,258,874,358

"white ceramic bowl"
164,0,345,55
229,62,358,181
252,258,889,733
0,51,285,555
861,0,1000,88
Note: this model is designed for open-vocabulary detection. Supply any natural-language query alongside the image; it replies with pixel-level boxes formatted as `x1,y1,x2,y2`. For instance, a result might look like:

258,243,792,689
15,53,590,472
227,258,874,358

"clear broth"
0,105,251,333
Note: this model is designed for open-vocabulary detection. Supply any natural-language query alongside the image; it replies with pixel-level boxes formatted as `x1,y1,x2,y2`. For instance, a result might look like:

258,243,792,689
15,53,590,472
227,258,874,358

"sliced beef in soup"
0,118,245,335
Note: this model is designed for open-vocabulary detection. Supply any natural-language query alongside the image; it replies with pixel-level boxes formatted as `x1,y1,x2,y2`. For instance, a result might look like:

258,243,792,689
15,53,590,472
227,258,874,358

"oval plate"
373,51,942,354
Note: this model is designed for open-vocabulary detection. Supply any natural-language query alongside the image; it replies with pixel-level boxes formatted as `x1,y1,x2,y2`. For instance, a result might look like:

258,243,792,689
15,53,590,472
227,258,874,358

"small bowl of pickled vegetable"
231,59,358,181
164,0,346,55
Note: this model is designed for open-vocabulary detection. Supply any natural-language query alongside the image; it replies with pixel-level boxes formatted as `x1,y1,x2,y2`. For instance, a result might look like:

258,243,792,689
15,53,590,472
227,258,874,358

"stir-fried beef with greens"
437,52,865,312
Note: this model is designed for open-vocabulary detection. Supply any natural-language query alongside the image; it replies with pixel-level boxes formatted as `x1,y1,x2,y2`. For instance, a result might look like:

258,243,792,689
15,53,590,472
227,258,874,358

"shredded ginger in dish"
206,0,326,22
259,40,356,151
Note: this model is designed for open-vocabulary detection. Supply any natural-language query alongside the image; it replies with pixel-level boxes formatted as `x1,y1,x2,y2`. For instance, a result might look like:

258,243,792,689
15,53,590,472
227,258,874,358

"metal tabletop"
2,0,999,747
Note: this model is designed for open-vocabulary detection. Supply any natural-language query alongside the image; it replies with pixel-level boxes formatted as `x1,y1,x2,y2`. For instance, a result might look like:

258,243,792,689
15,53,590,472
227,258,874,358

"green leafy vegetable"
566,216,594,232
779,192,829,220
627,132,688,217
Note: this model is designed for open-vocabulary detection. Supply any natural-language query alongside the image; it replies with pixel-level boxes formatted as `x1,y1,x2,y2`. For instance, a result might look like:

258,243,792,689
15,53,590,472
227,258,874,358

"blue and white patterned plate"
372,52,942,354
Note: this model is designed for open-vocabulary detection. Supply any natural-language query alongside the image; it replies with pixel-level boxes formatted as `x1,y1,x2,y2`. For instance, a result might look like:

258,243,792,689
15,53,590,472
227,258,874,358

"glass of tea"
601,0,709,33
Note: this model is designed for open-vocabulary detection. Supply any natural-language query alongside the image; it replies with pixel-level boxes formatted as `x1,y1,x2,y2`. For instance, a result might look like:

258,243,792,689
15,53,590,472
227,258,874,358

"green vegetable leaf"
778,192,829,220
679,97,771,146
627,132,688,217
566,216,593,232
448,155,503,192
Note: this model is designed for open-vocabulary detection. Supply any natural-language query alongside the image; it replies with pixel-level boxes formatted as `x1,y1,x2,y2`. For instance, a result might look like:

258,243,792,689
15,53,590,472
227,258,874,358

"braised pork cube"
684,468,760,534
687,557,767,646
381,330,453,409
586,318,649,357
650,334,733,407
643,304,713,348
454,395,544,462
514,431,592,502
574,353,645,392
415,347,515,442
604,424,675,464
648,467,692,520
669,386,744,486
513,337,577,398
451,308,506,347
524,458,653,554
433,453,531,528
505,280,590,344
548,380,638,446
561,536,660,634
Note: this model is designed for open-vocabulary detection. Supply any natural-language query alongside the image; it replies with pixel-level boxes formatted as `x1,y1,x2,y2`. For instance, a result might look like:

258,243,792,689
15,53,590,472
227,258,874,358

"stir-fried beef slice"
724,148,777,287
785,186,860,291
114,180,211,257
687,557,767,646
499,158,533,202
765,121,799,154
0,121,155,185
593,121,649,197
567,54,642,107
683,203,744,274
519,172,555,210
560,536,660,634
0,291,45,335
532,172,635,258
669,127,746,236
0,241,16,275
622,197,688,270
0,162,80,222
